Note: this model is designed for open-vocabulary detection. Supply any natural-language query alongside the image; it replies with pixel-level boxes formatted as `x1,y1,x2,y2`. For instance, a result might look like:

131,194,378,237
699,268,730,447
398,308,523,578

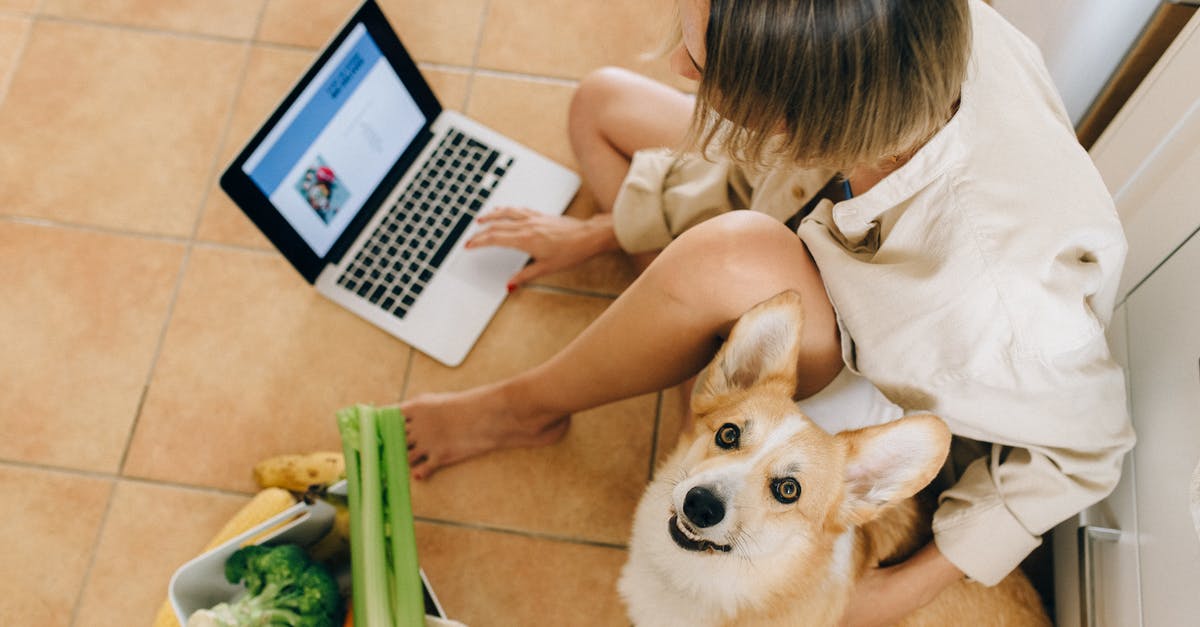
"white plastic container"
169,482,454,625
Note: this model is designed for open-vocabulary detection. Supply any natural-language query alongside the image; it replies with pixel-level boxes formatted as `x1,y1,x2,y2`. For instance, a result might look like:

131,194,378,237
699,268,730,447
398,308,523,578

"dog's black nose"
683,486,725,528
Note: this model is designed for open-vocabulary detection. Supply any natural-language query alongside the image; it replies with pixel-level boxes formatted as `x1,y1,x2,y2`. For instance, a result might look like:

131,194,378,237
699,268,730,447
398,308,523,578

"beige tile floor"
0,1,691,625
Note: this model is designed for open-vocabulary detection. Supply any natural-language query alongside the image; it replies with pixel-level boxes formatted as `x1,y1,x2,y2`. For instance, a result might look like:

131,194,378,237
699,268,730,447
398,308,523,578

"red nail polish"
507,282,517,294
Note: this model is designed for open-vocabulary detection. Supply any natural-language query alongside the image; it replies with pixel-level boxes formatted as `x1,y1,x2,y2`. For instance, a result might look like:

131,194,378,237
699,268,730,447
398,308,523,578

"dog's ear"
693,291,805,413
836,414,951,525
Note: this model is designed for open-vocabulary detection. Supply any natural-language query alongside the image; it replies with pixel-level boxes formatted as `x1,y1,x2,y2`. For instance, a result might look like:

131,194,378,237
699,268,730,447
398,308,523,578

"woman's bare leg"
567,67,694,272
403,212,843,479
569,66,695,213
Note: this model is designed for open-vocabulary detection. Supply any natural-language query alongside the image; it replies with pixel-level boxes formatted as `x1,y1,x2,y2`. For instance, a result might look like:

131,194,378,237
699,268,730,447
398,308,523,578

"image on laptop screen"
241,22,426,257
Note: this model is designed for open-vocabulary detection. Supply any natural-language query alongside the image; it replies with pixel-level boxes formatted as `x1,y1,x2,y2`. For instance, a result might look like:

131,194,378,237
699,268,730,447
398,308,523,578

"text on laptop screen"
242,23,426,257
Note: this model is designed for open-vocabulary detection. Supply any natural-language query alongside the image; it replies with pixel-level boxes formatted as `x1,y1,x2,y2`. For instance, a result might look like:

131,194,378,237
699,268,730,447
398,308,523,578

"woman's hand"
840,542,964,627
465,206,621,288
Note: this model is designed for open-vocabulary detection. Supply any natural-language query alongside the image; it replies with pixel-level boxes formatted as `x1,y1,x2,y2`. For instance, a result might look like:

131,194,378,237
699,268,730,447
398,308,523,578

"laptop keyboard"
335,128,513,319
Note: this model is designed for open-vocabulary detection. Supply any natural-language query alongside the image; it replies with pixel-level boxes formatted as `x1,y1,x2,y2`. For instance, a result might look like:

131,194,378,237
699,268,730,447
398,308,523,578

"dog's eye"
715,423,740,450
771,477,801,504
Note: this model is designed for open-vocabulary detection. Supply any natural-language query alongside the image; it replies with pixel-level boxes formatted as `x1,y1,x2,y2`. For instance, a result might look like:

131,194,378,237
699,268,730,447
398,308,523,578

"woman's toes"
411,455,436,481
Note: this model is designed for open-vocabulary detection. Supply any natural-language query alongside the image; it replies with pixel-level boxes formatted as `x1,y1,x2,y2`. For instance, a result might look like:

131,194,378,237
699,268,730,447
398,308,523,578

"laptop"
220,0,580,367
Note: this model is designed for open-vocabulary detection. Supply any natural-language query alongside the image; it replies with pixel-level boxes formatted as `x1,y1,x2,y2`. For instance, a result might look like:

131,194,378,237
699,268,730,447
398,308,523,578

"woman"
403,1,1133,624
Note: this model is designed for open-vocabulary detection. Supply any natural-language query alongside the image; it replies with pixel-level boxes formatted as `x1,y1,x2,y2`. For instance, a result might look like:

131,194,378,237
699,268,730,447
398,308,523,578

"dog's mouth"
668,515,732,553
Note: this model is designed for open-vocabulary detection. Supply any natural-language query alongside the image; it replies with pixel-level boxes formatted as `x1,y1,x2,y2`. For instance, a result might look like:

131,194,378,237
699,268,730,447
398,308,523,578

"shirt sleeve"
930,336,1135,586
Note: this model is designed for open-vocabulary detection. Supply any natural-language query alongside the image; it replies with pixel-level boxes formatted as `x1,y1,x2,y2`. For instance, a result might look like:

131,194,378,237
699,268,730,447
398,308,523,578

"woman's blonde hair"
688,0,972,172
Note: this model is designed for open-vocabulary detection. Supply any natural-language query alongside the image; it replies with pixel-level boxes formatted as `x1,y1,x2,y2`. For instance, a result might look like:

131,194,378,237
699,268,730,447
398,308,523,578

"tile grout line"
0,456,276,499
461,0,493,112
0,457,627,552
470,66,580,87
0,9,35,110
64,12,272,622
70,29,260,613
67,474,119,627
31,12,256,45
398,345,416,401
114,31,262,478
414,515,628,551
648,390,664,481
0,214,291,258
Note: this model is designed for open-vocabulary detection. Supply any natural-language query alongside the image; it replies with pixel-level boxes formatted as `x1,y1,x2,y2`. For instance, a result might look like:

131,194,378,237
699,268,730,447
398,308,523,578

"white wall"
990,0,1162,125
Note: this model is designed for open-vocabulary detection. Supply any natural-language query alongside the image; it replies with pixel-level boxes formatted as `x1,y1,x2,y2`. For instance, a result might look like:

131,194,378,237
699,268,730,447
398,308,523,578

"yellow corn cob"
152,487,297,627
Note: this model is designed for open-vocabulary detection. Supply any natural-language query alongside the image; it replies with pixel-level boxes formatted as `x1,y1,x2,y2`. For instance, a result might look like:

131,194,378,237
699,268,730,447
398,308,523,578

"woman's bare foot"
400,383,571,480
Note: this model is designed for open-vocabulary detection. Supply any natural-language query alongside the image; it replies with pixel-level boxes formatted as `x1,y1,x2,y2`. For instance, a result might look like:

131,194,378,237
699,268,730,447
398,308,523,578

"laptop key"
480,151,498,172
428,211,473,270
368,285,386,303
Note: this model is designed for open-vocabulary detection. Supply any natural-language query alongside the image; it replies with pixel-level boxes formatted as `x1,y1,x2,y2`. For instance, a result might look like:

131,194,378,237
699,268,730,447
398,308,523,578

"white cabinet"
1051,8,1200,627
1125,230,1200,625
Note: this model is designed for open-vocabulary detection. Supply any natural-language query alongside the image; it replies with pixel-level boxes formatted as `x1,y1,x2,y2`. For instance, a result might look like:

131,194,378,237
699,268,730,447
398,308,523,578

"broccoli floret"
223,544,270,591
190,543,340,627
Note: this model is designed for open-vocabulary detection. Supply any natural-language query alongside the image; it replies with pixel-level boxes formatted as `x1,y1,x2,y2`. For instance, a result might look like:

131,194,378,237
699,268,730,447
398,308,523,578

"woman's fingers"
476,206,536,224
465,223,536,250
509,260,553,287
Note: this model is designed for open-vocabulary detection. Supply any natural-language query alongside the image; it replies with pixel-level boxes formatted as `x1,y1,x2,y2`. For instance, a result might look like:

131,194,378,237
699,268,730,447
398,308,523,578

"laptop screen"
241,23,426,257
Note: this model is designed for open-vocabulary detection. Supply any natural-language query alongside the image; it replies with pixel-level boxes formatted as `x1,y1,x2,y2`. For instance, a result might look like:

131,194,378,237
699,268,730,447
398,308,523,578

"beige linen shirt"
610,0,1133,586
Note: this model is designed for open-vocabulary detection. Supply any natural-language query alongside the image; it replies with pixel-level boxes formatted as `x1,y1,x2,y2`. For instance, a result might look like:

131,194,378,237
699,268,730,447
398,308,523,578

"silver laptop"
221,0,579,367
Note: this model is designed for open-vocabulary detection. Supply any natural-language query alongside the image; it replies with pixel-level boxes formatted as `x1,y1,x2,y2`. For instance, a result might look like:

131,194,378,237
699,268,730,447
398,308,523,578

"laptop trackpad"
447,244,528,291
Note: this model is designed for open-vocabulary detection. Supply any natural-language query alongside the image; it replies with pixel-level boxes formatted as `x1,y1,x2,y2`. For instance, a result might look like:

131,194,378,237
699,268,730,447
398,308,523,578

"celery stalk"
378,408,424,626
335,406,368,627
356,406,392,627
338,404,425,627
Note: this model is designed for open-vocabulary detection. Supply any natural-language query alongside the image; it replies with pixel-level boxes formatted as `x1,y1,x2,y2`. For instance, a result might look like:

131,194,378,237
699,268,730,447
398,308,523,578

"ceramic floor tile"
0,463,113,627
74,481,250,627
417,521,630,627
404,289,655,543
0,223,184,472
377,0,488,66
655,382,690,475
0,21,244,235
123,246,410,493
0,0,37,12
465,73,577,169
422,65,471,112
477,0,686,85
411,393,655,544
258,0,487,66
41,0,264,39
257,0,358,49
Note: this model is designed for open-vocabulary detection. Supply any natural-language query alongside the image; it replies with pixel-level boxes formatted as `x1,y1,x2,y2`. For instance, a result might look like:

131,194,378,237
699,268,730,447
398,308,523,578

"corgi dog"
618,291,1050,626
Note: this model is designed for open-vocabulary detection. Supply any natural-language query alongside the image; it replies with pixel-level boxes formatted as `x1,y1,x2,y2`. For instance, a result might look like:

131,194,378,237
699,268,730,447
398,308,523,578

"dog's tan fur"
619,291,1051,626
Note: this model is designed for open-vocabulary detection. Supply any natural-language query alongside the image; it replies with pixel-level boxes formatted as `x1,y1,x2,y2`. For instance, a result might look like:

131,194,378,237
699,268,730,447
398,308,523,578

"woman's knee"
569,66,637,137
670,212,808,270
662,212,840,379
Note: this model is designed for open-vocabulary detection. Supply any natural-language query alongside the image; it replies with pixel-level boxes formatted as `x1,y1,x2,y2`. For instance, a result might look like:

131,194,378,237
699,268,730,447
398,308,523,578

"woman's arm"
841,541,964,627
